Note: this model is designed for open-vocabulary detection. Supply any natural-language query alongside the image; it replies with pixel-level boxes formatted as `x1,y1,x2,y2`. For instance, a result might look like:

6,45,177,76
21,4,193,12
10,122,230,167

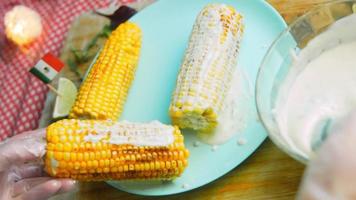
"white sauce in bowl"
275,14,356,159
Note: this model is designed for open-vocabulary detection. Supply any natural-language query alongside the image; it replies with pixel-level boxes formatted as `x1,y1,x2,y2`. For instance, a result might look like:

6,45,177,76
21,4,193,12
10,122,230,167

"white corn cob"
169,4,244,132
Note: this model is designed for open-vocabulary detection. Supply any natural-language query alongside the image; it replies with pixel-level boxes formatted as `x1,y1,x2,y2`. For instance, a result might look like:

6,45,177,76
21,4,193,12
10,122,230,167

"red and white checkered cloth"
0,0,141,141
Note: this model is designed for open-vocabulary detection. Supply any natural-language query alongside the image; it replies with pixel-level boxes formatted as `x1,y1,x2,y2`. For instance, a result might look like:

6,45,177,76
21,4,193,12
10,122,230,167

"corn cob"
45,119,189,181
169,4,244,132
69,22,142,120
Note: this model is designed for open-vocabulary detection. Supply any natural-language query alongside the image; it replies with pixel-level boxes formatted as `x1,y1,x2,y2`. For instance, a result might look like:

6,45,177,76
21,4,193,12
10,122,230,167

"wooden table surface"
72,1,329,199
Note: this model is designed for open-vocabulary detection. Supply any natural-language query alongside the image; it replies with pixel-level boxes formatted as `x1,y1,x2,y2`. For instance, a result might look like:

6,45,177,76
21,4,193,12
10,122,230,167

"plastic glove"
297,113,356,200
0,129,77,200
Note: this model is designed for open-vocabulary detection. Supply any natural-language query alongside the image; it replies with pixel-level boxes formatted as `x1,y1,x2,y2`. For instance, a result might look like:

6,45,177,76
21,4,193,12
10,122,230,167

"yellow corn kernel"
45,119,189,181
69,22,142,120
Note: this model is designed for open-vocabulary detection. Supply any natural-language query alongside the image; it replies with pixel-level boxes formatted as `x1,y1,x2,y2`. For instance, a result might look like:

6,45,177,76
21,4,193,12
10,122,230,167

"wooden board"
58,1,329,199
269,0,331,23
71,141,304,200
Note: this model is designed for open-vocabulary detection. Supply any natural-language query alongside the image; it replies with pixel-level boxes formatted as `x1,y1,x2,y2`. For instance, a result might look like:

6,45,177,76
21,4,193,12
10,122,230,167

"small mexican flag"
29,53,64,84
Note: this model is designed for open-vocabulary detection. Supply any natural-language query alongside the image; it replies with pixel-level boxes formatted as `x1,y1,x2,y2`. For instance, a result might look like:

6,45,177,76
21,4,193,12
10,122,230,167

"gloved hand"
0,129,77,200
297,113,356,200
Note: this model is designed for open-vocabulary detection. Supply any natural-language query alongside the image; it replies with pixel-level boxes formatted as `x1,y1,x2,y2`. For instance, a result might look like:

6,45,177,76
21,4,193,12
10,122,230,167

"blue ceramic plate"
105,0,286,196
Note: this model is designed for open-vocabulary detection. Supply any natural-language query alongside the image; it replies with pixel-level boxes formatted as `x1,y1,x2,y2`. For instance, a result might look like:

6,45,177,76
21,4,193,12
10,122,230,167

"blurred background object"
4,5,42,46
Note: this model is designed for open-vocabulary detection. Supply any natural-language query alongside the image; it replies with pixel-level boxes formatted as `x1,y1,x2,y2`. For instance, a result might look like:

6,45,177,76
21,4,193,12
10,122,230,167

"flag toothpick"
29,53,65,97
47,84,62,97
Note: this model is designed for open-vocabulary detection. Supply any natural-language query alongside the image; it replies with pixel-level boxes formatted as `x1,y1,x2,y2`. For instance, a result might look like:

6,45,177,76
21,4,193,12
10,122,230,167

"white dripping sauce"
49,158,59,175
275,14,356,159
173,4,244,131
191,5,251,145
83,121,175,147
198,67,254,144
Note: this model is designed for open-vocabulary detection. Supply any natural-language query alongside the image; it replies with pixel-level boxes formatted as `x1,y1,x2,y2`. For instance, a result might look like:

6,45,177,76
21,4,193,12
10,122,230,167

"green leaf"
100,25,112,38
67,59,83,81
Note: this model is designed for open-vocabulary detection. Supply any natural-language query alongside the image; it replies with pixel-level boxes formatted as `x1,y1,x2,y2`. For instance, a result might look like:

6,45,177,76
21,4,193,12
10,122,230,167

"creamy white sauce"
193,141,201,147
84,133,106,143
178,4,242,109
275,14,356,159
182,183,190,189
171,4,244,131
84,121,175,147
50,158,59,175
197,67,254,145
211,145,219,151
237,138,247,146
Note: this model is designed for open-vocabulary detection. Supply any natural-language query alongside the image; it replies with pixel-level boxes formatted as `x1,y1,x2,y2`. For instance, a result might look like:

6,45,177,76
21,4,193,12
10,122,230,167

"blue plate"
106,0,286,196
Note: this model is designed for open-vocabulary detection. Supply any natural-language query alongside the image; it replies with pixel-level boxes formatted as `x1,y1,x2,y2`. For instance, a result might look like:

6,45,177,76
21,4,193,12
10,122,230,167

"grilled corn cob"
169,4,244,132
45,119,189,181
69,22,142,120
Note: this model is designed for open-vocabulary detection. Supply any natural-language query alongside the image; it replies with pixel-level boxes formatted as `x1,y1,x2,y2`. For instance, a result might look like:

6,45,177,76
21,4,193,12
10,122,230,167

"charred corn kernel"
169,4,244,132
77,153,83,161
93,160,99,168
45,119,189,181
70,152,77,161
69,22,142,120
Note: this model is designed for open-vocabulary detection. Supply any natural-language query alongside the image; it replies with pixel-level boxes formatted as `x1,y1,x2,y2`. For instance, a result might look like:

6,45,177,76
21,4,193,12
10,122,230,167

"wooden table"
73,1,329,199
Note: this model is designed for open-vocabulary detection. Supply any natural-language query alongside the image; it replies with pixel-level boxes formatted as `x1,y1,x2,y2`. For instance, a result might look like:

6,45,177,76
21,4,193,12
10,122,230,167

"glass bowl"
256,0,356,163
